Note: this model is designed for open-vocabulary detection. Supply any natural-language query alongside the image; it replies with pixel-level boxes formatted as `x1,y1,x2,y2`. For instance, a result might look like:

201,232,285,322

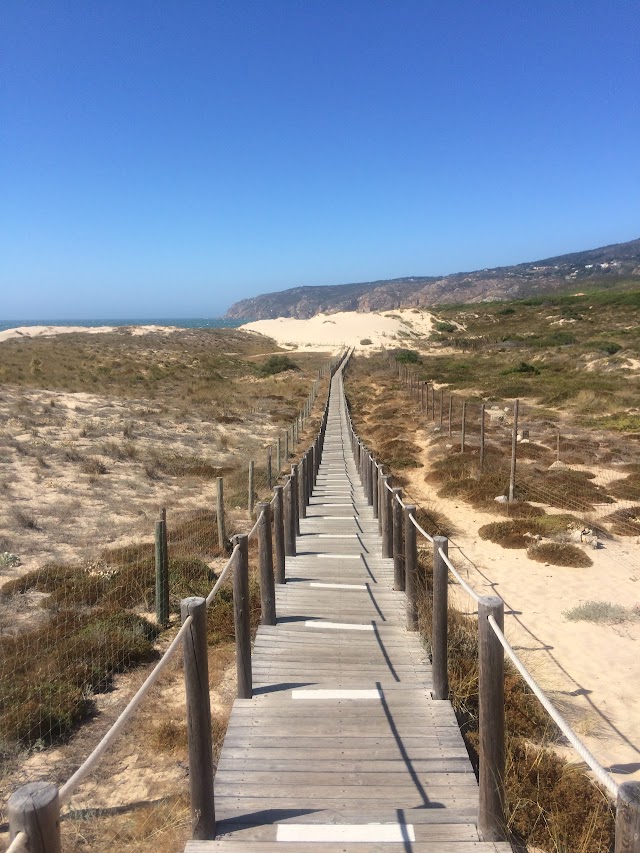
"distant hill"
225,237,640,320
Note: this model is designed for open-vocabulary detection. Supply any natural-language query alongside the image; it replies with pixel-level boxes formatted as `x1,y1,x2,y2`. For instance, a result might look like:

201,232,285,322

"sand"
241,308,437,351
0,324,179,343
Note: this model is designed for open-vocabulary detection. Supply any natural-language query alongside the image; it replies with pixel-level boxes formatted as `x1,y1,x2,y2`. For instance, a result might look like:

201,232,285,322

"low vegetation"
563,600,638,625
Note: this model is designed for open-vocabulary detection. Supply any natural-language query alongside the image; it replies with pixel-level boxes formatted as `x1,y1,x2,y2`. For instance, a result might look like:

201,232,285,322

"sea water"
0,318,246,333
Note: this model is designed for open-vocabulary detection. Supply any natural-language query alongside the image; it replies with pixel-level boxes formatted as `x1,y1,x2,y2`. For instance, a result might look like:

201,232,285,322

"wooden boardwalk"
187,368,512,851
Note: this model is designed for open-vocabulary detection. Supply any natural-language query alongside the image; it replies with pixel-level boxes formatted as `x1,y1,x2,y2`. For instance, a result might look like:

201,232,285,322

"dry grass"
527,542,593,568
604,505,640,536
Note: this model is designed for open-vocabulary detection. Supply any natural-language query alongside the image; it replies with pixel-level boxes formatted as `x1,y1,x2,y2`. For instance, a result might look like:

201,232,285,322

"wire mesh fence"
0,354,338,851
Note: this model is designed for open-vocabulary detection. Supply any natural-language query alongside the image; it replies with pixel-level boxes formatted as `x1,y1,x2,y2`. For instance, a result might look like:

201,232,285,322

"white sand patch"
0,325,179,343
241,309,437,351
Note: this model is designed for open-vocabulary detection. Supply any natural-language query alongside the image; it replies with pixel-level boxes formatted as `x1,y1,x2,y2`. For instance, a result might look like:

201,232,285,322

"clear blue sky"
1,0,639,319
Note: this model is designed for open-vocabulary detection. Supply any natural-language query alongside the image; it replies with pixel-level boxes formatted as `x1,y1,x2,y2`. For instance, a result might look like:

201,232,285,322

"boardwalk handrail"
341,369,640,848
6,349,350,851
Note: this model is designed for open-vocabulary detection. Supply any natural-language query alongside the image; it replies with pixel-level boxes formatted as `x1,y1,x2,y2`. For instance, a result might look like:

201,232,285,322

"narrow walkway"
187,367,512,851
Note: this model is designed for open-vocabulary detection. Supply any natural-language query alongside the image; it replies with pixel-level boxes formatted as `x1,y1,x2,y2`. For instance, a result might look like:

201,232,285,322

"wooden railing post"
297,459,306,519
367,454,374,506
216,477,226,550
432,535,449,699
266,446,272,490
284,479,296,557
276,436,281,477
615,782,640,853
404,505,418,631
377,466,384,536
273,486,286,583
232,535,252,699
371,458,379,519
392,487,404,591
256,502,276,625
181,596,215,840
478,595,506,842
8,782,61,853
382,476,393,558
291,464,300,535
155,511,169,628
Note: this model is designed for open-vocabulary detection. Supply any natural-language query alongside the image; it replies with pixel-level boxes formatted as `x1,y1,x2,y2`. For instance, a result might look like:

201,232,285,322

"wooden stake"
615,782,640,853
8,782,61,853
232,535,252,699
509,399,519,503
392,488,404,591
216,477,226,550
404,505,418,631
256,502,276,625
478,595,506,842
432,536,449,700
248,460,255,518
461,401,467,452
273,486,286,583
181,596,215,840
480,403,485,472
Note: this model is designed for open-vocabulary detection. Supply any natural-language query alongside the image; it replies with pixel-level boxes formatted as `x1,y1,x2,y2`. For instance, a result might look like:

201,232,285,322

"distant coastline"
0,318,246,334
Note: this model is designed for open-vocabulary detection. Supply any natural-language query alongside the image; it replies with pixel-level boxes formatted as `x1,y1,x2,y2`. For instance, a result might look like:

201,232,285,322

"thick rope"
206,543,239,606
487,614,619,799
409,513,434,543
6,832,27,853
247,509,264,540
440,547,483,604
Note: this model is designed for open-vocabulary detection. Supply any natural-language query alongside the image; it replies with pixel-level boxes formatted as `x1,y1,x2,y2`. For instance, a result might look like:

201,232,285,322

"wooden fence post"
232,535,252,699
439,388,444,428
392,488,404,591
448,394,453,437
284,479,296,557
615,782,640,853
181,596,215,840
420,382,425,411
291,464,300,536
273,486,286,583
256,502,276,625
432,536,449,700
266,447,272,490
480,403,485,472
297,460,306,519
478,595,506,842
404,505,418,631
431,384,436,422
284,430,289,462
276,436,281,477
8,782,61,853
377,467,384,536
155,514,169,628
248,460,255,518
461,401,467,452
382,476,393,558
371,458,379,519
216,477,226,550
509,399,519,503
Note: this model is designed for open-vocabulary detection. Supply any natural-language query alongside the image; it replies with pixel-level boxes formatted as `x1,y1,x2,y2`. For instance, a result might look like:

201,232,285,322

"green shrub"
395,349,421,364
435,321,455,333
257,355,299,376
360,338,372,345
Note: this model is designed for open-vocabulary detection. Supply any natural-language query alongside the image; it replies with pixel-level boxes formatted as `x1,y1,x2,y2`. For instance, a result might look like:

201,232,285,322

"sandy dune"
0,324,179,343
241,308,436,350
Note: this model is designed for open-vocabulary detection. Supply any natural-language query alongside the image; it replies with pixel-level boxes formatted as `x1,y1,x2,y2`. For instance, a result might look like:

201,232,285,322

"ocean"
0,317,246,334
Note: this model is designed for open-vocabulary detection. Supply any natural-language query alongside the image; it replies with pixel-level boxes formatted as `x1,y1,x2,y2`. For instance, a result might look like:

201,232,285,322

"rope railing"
487,613,619,799
409,513,434,543
439,547,483,603
247,509,264,540
5,832,27,853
